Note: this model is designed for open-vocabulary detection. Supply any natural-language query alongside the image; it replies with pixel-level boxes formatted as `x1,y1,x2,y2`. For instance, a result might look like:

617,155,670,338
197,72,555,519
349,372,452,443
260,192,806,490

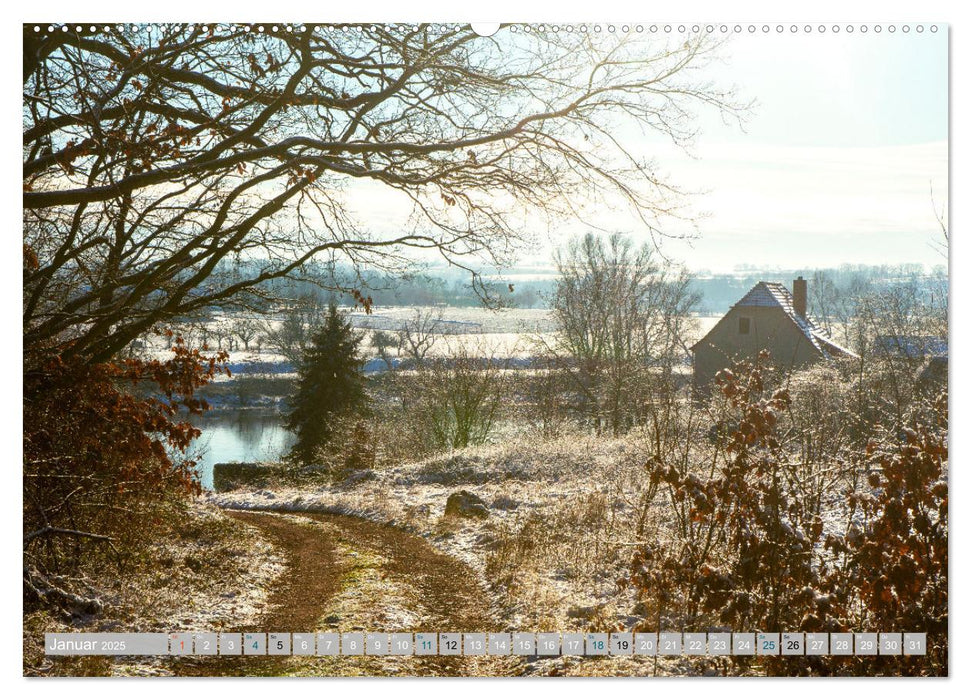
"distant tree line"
194,258,949,317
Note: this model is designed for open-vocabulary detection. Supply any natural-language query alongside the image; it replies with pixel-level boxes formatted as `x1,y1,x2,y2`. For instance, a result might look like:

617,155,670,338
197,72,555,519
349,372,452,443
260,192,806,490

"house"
872,334,947,360
692,276,858,392
872,334,948,392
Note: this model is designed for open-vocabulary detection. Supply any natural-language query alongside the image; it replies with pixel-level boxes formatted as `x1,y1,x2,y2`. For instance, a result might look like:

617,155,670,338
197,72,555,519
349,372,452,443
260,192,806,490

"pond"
186,410,294,490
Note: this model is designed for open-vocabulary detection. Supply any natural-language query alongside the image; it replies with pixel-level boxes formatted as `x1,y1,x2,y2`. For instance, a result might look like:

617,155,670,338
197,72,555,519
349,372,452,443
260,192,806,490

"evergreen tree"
285,303,367,464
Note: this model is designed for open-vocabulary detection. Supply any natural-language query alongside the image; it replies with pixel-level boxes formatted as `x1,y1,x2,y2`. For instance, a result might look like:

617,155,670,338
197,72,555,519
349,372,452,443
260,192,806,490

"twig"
24,526,116,545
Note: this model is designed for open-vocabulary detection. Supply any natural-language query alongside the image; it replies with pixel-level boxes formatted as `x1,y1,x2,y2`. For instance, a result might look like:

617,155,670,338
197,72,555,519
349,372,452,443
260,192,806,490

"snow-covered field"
141,306,721,365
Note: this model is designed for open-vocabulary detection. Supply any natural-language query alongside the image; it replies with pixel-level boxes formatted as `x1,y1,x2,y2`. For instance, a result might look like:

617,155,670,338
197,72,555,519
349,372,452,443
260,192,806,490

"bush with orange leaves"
623,351,947,675
23,335,227,615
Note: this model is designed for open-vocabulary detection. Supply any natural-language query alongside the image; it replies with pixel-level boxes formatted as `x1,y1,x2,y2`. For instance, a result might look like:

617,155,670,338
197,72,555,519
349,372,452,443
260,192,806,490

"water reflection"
186,410,294,490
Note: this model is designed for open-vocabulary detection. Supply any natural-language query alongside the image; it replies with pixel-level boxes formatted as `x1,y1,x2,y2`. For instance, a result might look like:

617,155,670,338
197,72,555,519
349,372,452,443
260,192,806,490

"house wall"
692,306,822,392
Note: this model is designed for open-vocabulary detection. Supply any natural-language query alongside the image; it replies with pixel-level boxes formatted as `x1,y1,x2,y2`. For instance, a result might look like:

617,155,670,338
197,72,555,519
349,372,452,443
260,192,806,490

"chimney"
793,276,807,319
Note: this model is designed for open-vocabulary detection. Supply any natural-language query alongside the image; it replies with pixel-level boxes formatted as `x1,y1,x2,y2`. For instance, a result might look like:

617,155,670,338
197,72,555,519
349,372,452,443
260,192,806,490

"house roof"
694,281,859,360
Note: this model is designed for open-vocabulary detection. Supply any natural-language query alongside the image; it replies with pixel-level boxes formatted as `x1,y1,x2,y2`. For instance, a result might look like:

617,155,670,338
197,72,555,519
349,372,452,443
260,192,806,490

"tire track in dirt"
176,510,518,677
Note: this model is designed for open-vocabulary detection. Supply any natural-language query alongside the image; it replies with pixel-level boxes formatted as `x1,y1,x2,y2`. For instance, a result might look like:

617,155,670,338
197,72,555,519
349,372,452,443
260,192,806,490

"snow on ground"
25,502,286,677
136,307,721,365
209,435,655,631
207,428,861,634
203,431,868,677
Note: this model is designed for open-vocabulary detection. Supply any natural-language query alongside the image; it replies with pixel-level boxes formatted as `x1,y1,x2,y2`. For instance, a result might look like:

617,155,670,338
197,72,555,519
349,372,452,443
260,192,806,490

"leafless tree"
544,232,699,434
928,187,949,341
370,329,398,370
810,263,948,431
260,295,327,365
416,336,508,450
397,308,442,367
810,270,871,347
206,319,233,351
23,24,742,370
930,184,948,260
231,316,261,351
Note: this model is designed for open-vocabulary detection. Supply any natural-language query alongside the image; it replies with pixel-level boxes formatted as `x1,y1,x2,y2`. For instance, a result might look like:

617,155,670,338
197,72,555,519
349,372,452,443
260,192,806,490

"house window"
738,317,750,335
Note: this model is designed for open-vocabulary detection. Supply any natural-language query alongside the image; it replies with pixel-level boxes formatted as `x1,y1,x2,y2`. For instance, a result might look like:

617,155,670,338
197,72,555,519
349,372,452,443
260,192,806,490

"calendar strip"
44,632,927,657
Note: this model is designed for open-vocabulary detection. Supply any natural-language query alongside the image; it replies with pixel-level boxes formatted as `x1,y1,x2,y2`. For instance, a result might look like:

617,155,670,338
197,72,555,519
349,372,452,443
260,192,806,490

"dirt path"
176,510,519,677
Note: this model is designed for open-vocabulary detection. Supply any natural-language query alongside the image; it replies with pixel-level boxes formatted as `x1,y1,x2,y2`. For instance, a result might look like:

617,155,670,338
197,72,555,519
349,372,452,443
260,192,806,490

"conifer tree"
285,303,367,464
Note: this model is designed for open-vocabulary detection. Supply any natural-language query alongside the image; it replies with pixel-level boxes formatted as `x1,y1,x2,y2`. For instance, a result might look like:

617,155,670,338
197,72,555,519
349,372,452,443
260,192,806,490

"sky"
328,26,950,276
540,28,951,273
657,28,949,272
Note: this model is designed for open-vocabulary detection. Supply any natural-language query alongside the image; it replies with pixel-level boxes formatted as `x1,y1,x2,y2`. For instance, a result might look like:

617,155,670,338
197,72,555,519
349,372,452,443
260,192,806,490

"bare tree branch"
23,23,743,366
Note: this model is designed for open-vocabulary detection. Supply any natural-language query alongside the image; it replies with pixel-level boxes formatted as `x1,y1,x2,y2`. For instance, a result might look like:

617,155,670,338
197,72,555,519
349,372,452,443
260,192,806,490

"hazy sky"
654,29,949,272
561,29,949,272
347,27,949,274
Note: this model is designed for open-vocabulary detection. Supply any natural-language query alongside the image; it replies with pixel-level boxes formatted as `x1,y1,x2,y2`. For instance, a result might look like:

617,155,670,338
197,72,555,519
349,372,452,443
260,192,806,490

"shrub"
818,390,948,674
413,339,507,451
23,335,227,614
623,352,947,675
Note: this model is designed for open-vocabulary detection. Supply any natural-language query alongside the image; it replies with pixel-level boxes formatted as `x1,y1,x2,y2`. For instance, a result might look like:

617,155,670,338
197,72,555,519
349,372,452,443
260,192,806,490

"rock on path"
175,510,519,677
